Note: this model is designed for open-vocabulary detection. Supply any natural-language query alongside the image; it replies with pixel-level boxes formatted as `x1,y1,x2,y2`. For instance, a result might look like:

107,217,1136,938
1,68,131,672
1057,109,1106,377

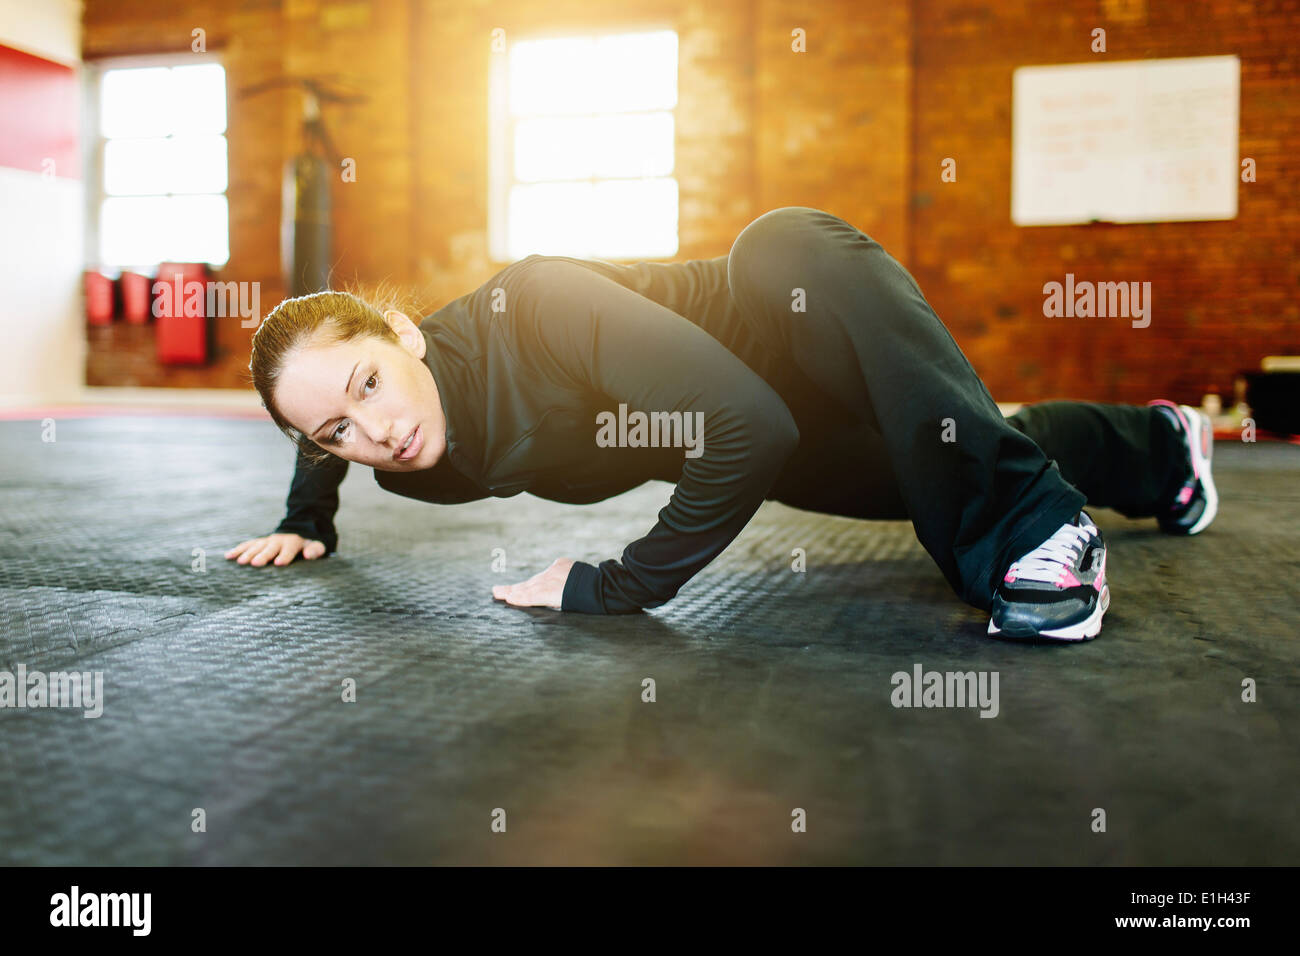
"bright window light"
491,30,679,260
97,62,229,269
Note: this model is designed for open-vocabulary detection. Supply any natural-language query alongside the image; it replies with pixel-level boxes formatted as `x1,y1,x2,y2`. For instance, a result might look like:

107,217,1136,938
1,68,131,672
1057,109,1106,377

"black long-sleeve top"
273,253,882,613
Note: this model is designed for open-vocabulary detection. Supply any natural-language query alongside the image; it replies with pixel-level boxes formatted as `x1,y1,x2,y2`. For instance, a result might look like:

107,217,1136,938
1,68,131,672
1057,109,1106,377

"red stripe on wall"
0,44,79,179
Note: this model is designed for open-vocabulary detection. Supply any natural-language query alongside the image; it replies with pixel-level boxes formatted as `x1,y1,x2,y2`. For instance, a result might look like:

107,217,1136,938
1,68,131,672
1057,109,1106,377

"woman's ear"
384,309,426,359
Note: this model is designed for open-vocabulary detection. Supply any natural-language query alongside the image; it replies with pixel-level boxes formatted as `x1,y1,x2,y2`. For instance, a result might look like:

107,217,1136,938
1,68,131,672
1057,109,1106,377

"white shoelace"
1007,520,1093,585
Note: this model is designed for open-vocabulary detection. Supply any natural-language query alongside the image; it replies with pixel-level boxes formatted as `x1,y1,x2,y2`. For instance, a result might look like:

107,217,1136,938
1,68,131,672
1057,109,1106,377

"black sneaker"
1148,400,1218,535
988,510,1109,642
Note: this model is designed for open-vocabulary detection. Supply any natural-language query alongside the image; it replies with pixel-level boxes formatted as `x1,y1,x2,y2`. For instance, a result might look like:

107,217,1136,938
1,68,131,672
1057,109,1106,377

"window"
90,59,229,269
489,29,678,261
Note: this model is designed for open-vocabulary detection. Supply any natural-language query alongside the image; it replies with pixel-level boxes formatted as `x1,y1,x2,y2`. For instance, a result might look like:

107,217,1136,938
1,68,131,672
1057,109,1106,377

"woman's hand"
225,533,326,567
492,558,575,610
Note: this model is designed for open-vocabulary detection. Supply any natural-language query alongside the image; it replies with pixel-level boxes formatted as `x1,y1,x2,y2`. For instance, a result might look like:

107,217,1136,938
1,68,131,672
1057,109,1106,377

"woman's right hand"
225,533,327,567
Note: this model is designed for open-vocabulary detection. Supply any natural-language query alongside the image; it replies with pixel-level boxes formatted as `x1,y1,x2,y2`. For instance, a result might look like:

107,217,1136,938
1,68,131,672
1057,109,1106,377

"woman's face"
273,311,448,472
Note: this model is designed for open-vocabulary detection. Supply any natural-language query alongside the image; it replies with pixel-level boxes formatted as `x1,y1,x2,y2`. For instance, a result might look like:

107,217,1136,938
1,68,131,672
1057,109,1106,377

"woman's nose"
355,409,394,448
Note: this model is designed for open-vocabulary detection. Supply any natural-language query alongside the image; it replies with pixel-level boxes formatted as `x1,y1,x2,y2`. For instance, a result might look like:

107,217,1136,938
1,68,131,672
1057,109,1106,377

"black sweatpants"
724,207,1189,610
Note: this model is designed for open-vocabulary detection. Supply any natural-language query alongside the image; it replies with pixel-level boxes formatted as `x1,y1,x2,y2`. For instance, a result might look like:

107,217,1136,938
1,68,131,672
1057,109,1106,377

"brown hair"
247,282,423,465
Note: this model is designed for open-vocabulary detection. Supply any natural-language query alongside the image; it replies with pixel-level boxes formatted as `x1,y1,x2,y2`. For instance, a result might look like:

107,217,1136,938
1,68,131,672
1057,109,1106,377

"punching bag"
281,92,332,297
282,150,332,297
242,80,361,298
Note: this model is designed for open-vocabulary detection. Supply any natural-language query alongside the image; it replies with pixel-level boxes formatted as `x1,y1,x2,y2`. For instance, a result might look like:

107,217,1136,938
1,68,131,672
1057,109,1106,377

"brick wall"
82,0,1297,404
910,0,1300,404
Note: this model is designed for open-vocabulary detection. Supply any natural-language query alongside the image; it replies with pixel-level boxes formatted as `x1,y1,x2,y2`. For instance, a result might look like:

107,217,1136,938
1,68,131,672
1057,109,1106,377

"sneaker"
987,511,1110,642
1148,400,1218,535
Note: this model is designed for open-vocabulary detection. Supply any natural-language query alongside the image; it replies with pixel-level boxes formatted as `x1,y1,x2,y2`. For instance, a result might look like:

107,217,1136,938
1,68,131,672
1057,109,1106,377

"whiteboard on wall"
1011,55,1239,226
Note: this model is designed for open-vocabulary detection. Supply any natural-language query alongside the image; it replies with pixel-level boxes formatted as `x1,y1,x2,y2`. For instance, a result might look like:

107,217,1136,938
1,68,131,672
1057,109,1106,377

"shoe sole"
987,584,1110,642
1179,404,1218,535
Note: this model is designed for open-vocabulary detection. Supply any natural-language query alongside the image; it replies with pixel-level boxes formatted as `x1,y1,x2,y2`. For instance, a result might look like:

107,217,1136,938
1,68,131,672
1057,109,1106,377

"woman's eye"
325,373,376,445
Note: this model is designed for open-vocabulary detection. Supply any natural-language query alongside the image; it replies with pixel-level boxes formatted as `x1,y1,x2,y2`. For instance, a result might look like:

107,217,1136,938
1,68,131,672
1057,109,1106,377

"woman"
225,206,1217,641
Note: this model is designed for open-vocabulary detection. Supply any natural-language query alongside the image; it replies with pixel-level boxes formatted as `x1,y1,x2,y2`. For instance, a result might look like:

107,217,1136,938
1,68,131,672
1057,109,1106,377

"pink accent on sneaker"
1057,569,1081,588
1004,570,1017,583
1094,550,1107,591
1176,484,1194,506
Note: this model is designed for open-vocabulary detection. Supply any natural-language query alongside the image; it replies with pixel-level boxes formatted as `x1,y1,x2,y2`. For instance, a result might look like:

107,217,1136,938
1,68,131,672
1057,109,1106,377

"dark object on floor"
1245,370,1300,436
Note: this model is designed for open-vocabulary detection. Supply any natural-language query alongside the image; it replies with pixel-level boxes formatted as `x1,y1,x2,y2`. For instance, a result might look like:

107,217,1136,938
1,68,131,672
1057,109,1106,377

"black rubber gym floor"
1,414,1297,865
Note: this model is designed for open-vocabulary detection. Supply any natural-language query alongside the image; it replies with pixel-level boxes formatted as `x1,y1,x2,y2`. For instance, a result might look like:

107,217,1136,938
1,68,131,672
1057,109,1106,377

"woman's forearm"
273,444,349,552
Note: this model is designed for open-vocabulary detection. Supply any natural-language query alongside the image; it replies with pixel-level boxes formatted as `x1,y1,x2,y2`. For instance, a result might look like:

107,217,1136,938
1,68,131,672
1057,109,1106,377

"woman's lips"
396,424,423,461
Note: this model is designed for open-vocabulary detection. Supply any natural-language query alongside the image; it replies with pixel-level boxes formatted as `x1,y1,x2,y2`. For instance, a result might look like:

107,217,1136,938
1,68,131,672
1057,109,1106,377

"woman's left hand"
492,558,575,610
